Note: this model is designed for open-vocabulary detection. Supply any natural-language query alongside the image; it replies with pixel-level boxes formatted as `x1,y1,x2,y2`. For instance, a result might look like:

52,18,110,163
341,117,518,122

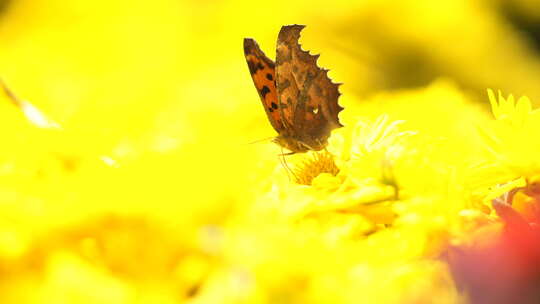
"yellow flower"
293,151,340,186
216,87,489,302
473,90,540,208
487,89,533,124
479,90,540,179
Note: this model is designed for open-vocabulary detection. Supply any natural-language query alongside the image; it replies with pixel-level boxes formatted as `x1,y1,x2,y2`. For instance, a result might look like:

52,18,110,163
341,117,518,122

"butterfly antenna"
247,136,275,145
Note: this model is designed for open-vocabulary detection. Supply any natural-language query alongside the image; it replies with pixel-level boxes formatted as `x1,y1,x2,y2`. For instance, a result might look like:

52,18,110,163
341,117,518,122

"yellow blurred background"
0,0,540,303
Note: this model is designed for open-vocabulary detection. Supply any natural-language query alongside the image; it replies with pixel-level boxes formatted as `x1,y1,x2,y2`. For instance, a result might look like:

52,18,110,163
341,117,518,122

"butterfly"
244,24,343,154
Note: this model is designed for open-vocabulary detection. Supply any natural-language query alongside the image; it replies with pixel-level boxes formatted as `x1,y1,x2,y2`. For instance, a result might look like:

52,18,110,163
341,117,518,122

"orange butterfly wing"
243,38,285,134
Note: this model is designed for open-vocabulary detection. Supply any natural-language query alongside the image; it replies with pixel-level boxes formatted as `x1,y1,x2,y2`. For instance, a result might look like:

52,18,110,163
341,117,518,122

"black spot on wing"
268,107,274,112
246,60,267,75
266,73,273,81
271,102,278,109
260,85,270,98
247,60,258,75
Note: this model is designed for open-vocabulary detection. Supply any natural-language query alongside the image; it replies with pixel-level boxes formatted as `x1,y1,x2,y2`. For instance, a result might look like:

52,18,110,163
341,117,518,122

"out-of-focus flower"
449,90,540,304
448,193,540,304
473,90,540,200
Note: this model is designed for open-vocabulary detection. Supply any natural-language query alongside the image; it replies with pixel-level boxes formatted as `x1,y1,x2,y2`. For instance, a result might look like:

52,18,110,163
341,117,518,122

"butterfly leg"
278,147,300,182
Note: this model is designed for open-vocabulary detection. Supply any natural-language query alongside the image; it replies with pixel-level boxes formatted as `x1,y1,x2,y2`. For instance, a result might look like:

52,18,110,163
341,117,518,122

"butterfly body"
244,25,343,153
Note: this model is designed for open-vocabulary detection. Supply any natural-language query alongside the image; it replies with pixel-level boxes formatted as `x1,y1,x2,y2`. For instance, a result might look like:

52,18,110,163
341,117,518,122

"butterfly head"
273,135,327,153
